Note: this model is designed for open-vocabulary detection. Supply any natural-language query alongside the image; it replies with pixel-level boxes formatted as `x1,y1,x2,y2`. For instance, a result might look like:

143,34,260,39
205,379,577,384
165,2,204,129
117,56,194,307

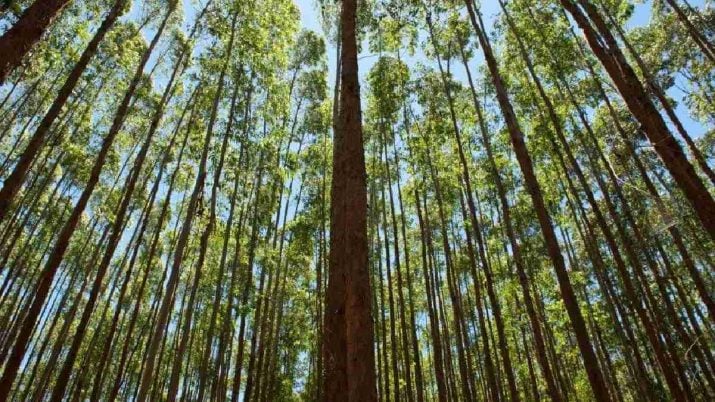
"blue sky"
291,0,710,139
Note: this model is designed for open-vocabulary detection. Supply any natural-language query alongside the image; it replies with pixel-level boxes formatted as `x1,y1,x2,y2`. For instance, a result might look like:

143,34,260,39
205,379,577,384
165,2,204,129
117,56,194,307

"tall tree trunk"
195,76,245,402
380,128,413,402
0,4,135,400
230,152,266,402
391,130,425,402
105,105,193,402
136,9,239,401
414,188,448,402
424,11,510,401
457,17,561,402
663,0,715,62
46,10,173,400
378,180,400,402
322,0,376,400
597,3,715,187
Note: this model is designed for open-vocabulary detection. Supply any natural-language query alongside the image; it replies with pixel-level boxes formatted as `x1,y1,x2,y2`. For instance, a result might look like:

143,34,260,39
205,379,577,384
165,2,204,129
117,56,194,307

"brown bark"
663,0,715,62
136,11,238,402
598,3,715,188
196,75,246,402
391,133,425,402
425,11,513,401
0,5,130,401
230,154,265,402
379,179,401,402
414,189,448,402
380,129,413,402
322,0,377,400
458,10,562,402
106,106,193,402
0,0,73,83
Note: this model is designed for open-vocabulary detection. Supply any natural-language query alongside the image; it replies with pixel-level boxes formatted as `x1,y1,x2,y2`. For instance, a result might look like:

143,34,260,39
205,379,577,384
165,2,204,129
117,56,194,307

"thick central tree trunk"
322,0,377,400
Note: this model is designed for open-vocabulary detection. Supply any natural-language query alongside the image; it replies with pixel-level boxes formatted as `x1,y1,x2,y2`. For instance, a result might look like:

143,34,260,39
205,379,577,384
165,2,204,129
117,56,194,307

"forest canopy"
0,0,713,401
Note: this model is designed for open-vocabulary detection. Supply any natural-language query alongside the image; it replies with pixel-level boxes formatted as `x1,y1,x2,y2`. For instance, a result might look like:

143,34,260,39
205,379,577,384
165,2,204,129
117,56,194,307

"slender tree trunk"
663,0,715,62
230,152,266,402
136,12,238,401
195,76,245,402
419,124,474,401
597,2,715,187
424,11,509,401
457,19,561,402
369,167,390,402
0,5,135,401
464,2,611,400
414,189,448,402
167,72,238,402
106,105,193,402
46,10,173,400
380,128,413,402
391,141,425,402
530,3,715,325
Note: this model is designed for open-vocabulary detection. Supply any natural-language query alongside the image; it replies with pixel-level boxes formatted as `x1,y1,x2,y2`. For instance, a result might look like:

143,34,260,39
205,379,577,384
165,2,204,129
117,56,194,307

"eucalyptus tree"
133,5,239,400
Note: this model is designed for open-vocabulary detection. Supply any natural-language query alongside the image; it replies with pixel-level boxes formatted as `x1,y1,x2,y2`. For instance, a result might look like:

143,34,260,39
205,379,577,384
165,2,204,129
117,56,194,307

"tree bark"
0,4,131,400
322,0,377,400
0,0,73,83
46,10,172,400
663,0,715,62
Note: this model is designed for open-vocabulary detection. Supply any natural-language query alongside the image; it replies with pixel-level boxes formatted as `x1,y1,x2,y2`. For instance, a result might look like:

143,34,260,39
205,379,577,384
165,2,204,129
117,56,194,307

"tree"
322,0,377,400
